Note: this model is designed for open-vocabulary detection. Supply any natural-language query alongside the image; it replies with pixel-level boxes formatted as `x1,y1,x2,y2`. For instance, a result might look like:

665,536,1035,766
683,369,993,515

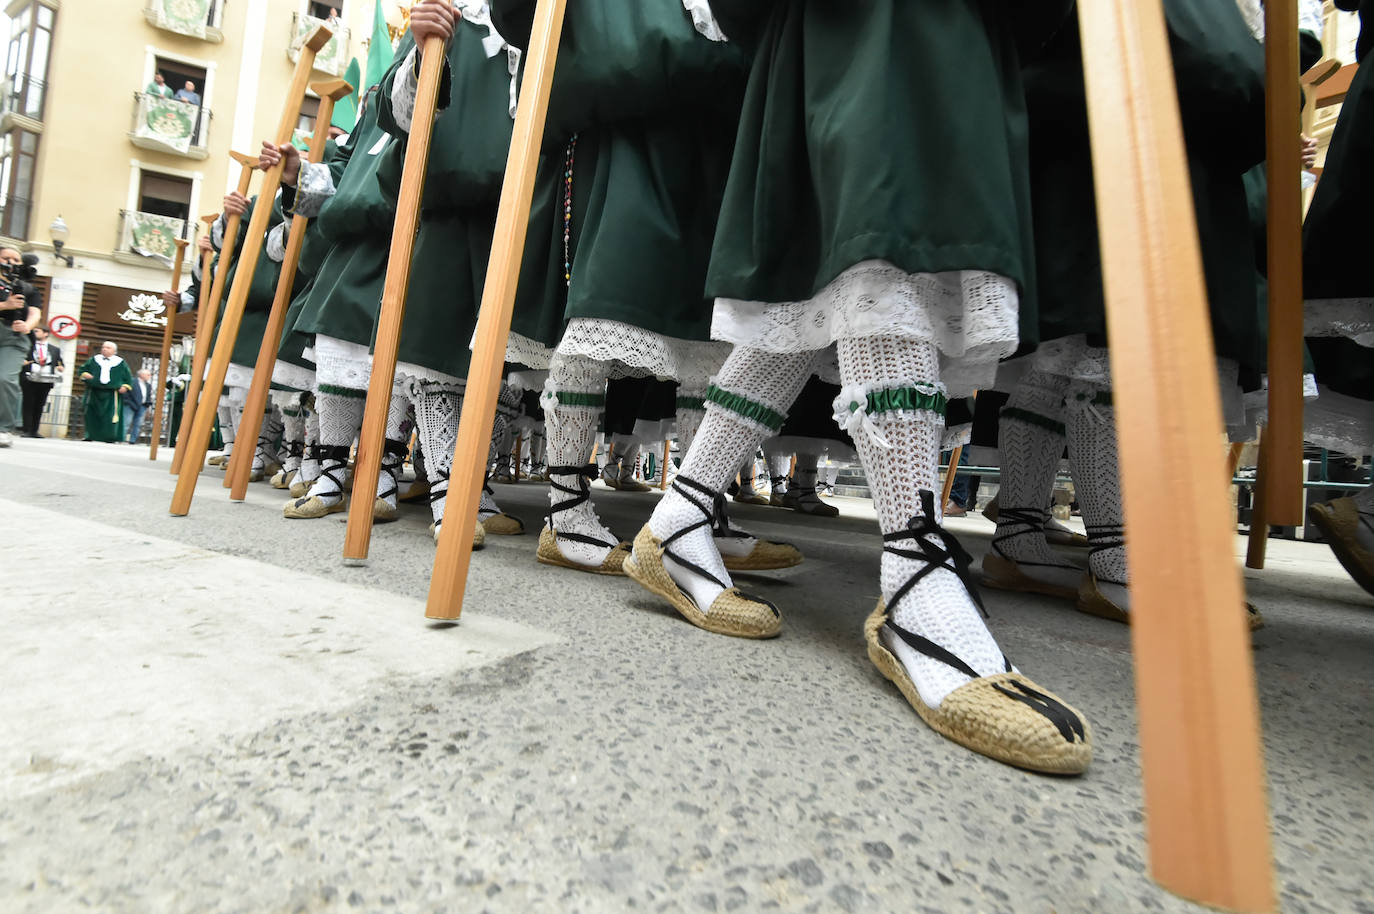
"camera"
0,252,38,303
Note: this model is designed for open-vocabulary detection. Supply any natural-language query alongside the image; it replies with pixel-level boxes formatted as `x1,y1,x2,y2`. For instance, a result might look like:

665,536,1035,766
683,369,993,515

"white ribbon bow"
832,386,893,450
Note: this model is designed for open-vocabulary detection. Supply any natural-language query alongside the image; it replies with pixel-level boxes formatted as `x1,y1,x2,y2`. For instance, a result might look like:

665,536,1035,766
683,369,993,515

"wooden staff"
1261,0,1305,526
423,0,568,615
341,35,448,562
149,237,190,461
170,25,335,516
940,445,963,509
229,78,354,502
170,156,260,475
1077,2,1275,910
1246,431,1272,570
660,439,671,491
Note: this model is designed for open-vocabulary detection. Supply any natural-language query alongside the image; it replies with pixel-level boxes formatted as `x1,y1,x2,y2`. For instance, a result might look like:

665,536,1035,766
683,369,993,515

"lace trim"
392,47,420,134
292,161,336,219
313,334,373,389
682,0,727,42
556,319,730,389
707,384,786,433
223,362,255,391
712,260,1018,399
832,381,948,449
266,223,288,263
271,359,315,392
1305,298,1374,346
506,331,554,370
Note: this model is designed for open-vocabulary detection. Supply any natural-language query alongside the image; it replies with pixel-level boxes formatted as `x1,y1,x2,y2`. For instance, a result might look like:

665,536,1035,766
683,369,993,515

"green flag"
332,58,361,132
363,0,395,92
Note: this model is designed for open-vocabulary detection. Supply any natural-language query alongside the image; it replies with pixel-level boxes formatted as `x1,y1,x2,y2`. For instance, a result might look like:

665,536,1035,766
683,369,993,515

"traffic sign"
49,315,81,339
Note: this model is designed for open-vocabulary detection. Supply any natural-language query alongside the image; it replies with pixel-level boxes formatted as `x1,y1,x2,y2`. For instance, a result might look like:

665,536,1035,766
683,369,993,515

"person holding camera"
0,246,41,447
20,325,62,437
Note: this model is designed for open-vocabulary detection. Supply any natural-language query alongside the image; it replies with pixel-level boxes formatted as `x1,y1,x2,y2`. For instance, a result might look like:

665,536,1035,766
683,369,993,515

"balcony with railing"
129,92,211,159
116,210,187,268
287,13,350,77
1,75,47,128
143,0,225,42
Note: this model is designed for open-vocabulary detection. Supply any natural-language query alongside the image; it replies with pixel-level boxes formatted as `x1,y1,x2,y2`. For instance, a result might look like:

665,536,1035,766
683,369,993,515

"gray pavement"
1,437,1372,914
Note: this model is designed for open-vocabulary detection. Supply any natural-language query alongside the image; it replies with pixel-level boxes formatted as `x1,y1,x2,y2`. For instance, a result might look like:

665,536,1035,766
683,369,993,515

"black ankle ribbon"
883,490,989,619
544,464,619,549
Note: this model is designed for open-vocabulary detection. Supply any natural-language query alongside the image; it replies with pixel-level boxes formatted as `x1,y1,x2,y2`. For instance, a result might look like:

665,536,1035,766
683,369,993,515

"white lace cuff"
391,47,421,134
292,161,336,218
266,223,288,262
682,0,727,42
211,214,226,251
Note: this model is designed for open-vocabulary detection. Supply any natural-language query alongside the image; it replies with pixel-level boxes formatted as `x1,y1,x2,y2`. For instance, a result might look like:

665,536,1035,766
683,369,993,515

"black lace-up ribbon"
545,464,620,549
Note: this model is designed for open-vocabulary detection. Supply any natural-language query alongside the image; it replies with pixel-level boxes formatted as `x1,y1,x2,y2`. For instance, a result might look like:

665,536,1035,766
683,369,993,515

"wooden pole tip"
303,24,333,52
229,150,262,169
310,78,354,101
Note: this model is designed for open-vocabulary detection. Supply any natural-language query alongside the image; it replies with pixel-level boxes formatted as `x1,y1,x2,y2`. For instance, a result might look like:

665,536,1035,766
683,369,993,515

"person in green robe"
616,2,1092,775
1302,0,1374,596
78,341,135,442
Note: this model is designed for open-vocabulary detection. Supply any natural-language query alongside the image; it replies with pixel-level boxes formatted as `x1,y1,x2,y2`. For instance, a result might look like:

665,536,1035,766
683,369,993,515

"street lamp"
49,215,74,266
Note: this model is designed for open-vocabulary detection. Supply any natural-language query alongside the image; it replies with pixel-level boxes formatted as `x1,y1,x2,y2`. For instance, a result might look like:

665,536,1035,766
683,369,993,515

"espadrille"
537,527,629,574
207,454,229,467
289,477,311,498
983,497,1089,549
399,478,431,503
1307,498,1374,598
623,475,783,638
283,492,348,519
626,525,782,638
482,513,526,536
430,519,485,549
981,552,1081,600
537,464,630,574
710,490,803,571
1076,574,1266,631
866,490,1091,773
270,468,296,490
372,498,399,524
865,602,1092,774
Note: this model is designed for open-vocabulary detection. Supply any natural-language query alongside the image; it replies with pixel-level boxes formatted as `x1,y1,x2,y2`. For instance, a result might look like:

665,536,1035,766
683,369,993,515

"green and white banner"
154,0,211,39
135,93,198,154
292,14,347,76
125,212,185,267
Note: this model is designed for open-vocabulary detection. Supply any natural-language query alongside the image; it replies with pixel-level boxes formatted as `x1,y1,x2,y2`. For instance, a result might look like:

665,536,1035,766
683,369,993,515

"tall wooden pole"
170,25,335,516
230,78,353,502
1261,0,1305,526
424,0,568,615
341,36,447,561
149,237,190,461
1077,2,1275,910
940,445,963,509
170,157,259,475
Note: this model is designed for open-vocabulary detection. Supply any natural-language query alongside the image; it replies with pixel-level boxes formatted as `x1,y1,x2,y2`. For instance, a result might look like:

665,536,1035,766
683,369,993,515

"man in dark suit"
19,326,62,437
121,368,155,444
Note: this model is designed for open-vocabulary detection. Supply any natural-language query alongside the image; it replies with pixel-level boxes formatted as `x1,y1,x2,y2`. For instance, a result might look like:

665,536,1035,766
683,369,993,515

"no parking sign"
48,315,81,339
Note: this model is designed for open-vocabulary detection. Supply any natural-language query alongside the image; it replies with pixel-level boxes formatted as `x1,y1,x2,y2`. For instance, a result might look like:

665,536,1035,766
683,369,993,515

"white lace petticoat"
711,260,1020,398
271,359,316,393
506,318,730,389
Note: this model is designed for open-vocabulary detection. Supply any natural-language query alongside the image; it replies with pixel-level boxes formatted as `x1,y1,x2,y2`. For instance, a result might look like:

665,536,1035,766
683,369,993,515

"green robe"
79,356,134,442
366,19,515,378
703,0,1042,332
1023,2,1267,372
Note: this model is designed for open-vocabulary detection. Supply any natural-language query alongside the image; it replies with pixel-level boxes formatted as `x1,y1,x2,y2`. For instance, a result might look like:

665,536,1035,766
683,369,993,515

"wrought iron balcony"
129,92,211,159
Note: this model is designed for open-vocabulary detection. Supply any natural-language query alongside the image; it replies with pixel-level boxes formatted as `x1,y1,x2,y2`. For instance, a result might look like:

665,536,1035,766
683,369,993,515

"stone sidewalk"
1,438,1371,913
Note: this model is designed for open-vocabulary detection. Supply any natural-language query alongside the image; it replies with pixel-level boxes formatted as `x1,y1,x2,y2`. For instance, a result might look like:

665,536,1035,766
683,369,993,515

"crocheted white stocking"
647,347,816,610
280,402,307,475
299,406,321,485
1065,384,1128,605
411,380,462,526
307,388,364,502
992,370,1079,579
544,353,618,567
676,387,707,455
253,405,284,472
837,336,1008,710
377,389,412,507
217,403,238,454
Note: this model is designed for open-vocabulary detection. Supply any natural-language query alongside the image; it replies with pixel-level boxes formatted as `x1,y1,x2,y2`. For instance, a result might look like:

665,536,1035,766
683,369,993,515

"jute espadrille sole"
482,513,526,536
207,455,229,467
289,479,310,498
864,602,1092,774
372,498,399,524
1076,575,1266,631
981,553,1080,601
1308,499,1374,597
536,527,628,576
624,526,782,639
721,540,803,572
430,521,485,549
1045,528,1091,549
399,480,431,504
283,493,348,519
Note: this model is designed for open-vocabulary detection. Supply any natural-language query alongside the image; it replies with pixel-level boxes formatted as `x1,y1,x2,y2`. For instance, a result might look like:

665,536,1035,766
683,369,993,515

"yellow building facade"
4,0,394,435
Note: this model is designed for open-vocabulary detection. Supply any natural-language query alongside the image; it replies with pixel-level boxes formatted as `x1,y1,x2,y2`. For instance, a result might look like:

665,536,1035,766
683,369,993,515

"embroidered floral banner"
134,93,198,153
154,0,211,39
124,212,185,267
290,14,348,76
